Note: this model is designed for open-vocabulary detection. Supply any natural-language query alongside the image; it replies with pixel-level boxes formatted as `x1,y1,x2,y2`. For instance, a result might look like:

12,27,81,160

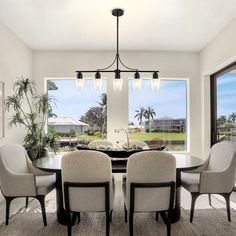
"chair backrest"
126,151,176,212
127,140,148,149
208,142,236,171
61,150,113,212
88,140,113,149
0,144,30,174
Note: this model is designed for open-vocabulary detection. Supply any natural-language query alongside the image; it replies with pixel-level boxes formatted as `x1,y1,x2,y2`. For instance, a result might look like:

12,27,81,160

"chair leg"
190,193,200,223
106,210,110,236
67,212,72,236
156,212,159,221
5,197,14,225
26,197,29,209
221,193,231,222
77,212,81,223
167,210,172,236
124,203,127,223
129,211,134,236
36,195,47,227
208,194,212,206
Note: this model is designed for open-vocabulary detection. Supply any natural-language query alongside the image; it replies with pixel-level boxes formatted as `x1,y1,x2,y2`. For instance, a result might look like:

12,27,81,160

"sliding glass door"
211,62,236,145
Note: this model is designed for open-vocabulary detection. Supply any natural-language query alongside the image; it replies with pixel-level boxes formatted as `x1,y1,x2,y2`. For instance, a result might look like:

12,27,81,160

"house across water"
48,117,89,136
145,117,186,133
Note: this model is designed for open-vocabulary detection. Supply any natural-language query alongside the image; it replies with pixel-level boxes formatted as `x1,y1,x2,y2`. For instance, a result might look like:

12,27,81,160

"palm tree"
229,112,236,124
217,115,227,125
144,106,156,133
217,115,227,133
134,107,146,130
98,93,107,137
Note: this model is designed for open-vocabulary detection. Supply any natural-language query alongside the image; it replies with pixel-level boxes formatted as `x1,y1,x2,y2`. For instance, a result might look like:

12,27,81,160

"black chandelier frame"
76,8,159,82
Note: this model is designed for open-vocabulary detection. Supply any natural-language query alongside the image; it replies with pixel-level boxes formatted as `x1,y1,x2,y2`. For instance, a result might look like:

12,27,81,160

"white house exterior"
48,117,89,135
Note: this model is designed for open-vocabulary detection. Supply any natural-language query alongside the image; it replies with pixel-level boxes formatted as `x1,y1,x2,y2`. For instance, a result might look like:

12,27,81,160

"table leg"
55,172,75,225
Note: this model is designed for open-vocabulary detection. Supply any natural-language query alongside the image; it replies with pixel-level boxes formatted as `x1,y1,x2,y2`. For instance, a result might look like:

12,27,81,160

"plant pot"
27,148,49,160
39,148,49,158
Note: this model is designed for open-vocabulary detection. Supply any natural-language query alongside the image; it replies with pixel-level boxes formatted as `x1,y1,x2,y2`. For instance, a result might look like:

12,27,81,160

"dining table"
33,150,204,225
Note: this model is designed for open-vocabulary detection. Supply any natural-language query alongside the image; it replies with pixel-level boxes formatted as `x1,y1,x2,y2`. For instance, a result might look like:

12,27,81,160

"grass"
77,132,186,141
128,132,186,140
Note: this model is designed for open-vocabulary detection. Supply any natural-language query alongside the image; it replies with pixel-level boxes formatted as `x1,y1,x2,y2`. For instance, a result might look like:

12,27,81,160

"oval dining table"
33,151,204,225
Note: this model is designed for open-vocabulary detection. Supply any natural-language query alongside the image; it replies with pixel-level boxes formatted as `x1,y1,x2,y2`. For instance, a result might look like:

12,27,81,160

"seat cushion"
181,172,200,192
36,175,56,195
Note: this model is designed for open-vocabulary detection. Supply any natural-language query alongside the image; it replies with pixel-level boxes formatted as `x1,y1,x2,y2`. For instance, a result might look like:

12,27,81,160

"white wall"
0,20,32,146
0,20,32,208
32,51,201,156
200,16,236,157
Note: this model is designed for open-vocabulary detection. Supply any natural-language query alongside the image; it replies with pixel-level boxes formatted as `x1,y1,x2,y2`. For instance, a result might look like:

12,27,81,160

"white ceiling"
0,0,236,52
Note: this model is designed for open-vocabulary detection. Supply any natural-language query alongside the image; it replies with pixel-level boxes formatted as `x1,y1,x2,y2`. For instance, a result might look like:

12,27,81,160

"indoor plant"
5,77,59,160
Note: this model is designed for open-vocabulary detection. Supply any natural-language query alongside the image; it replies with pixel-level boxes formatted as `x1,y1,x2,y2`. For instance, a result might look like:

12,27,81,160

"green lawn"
77,132,186,141
128,132,186,140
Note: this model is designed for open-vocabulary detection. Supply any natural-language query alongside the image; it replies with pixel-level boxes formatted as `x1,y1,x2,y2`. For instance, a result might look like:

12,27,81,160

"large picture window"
128,79,187,151
47,79,107,150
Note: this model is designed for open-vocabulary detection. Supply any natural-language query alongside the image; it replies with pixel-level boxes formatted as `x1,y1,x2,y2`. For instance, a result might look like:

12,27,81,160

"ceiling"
0,0,236,52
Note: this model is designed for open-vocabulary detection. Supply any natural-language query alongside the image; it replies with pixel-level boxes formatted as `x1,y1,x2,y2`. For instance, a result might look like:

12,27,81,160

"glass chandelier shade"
75,71,84,90
93,71,103,90
151,72,160,91
113,78,123,91
132,71,142,90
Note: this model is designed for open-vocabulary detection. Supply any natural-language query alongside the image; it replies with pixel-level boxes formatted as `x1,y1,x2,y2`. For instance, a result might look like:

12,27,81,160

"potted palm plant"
5,77,59,160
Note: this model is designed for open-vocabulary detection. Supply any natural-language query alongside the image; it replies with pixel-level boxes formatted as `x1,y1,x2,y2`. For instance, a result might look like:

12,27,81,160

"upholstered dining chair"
181,141,236,223
61,150,114,236
123,151,176,236
125,140,149,149
88,140,114,149
0,144,55,226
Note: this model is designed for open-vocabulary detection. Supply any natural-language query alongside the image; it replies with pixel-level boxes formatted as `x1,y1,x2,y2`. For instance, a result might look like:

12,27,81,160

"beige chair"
125,140,149,149
123,151,176,236
0,144,55,226
88,140,114,149
181,141,236,222
61,150,113,236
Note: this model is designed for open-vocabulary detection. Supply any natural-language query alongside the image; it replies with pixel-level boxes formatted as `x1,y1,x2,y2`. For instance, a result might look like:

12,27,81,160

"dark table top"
76,146,166,158
33,152,204,173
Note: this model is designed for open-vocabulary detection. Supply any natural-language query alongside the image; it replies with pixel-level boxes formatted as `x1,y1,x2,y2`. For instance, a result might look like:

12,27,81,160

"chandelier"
75,8,160,91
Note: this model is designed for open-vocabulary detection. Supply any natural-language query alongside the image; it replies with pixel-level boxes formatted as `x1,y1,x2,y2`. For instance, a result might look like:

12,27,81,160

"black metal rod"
76,70,159,73
116,15,119,71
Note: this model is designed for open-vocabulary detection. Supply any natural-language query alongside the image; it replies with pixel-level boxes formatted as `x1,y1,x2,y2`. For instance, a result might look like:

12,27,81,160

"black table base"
55,172,76,226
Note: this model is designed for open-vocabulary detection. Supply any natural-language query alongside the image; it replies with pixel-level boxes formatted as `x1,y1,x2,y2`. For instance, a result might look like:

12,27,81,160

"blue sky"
48,79,106,119
217,73,236,118
129,80,186,124
49,79,187,124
